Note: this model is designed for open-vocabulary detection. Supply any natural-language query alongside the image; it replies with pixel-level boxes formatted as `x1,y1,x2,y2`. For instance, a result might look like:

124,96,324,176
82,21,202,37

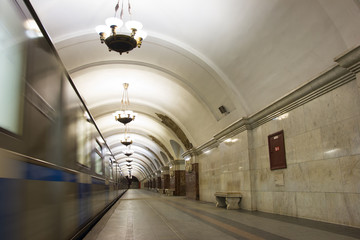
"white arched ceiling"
29,0,360,180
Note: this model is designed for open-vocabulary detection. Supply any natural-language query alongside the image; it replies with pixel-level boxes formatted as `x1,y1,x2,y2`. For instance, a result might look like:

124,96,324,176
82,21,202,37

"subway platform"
84,189,360,240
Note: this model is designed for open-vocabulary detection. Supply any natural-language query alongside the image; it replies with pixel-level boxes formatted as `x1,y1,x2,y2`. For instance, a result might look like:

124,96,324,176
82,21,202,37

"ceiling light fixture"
113,83,136,125
95,0,147,55
123,148,134,157
121,125,133,146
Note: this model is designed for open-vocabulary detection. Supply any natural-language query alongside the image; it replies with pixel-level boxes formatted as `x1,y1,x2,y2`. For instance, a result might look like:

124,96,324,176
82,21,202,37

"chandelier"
114,83,136,125
123,148,134,157
120,125,133,146
95,0,147,55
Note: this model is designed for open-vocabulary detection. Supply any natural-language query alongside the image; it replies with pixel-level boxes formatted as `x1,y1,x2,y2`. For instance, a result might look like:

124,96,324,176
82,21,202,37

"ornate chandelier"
120,125,133,146
95,0,147,55
123,148,134,157
114,83,136,125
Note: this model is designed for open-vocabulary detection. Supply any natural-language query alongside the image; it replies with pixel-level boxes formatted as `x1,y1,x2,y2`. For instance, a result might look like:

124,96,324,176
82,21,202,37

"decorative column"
170,160,186,196
156,170,162,190
161,166,170,194
185,161,199,200
152,177,156,190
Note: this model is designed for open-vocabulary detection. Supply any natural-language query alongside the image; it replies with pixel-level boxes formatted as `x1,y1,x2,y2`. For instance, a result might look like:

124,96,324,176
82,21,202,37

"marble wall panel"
281,106,306,138
303,91,337,132
296,192,327,221
254,168,271,191
238,150,250,170
239,171,251,191
342,194,360,227
304,158,343,192
283,164,310,192
324,193,358,226
239,190,253,210
273,192,297,216
263,118,283,138
256,191,274,213
252,146,269,170
252,125,265,148
333,81,360,122
338,155,360,193
293,128,324,163
321,117,360,159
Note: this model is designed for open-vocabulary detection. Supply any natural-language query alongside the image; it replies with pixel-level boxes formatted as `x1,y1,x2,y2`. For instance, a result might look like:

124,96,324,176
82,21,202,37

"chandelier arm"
128,0,132,16
115,0,120,17
126,88,130,107
120,0,124,20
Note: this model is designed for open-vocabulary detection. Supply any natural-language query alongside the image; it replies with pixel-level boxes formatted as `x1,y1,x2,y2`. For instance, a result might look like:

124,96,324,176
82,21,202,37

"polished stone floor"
84,189,360,240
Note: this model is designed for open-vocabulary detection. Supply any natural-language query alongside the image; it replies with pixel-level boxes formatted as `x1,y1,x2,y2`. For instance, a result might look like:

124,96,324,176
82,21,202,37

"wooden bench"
214,192,242,210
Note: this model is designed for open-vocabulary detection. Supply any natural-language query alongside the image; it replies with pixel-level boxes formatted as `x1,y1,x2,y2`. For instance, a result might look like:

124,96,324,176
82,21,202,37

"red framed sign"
268,130,287,170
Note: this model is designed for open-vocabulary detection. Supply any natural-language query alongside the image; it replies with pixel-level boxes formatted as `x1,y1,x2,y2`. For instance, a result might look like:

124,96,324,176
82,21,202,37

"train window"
94,150,103,175
76,111,92,168
0,0,27,135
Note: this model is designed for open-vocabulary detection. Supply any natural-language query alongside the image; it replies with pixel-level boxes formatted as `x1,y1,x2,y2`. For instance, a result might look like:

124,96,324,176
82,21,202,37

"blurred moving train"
0,1,128,239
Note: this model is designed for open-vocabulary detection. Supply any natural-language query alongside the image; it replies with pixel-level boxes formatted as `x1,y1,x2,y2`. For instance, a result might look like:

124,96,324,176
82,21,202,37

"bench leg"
215,196,227,208
225,197,240,210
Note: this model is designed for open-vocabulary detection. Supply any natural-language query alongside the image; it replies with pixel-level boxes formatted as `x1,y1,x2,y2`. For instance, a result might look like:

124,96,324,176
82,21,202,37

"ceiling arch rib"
114,151,157,173
118,162,148,178
110,141,164,168
115,157,153,177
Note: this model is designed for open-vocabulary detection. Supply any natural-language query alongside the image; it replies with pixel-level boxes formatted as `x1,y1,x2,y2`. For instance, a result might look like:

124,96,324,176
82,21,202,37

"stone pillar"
161,166,170,194
155,170,161,189
157,176,162,189
170,160,186,196
186,162,199,200
152,178,156,190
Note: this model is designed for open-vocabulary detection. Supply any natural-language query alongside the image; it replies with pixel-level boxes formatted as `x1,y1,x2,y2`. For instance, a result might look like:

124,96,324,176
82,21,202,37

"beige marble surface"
198,79,360,227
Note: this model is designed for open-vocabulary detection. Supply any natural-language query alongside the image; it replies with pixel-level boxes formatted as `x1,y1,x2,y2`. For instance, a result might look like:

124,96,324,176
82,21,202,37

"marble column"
186,162,199,200
161,166,170,193
170,160,186,196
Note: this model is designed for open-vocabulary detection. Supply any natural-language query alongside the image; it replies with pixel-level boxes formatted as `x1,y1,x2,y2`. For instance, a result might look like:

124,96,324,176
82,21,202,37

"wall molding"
183,45,360,157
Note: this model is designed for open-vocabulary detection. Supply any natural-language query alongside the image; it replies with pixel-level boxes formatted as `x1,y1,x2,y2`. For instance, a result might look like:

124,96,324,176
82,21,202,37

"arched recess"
160,151,170,165
170,140,184,159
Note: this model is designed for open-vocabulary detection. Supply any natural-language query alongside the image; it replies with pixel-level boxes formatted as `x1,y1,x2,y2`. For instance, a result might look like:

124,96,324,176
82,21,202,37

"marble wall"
199,79,360,227
199,130,255,210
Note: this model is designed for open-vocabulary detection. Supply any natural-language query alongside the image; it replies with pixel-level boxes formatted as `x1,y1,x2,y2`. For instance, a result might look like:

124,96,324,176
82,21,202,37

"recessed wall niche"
268,130,287,170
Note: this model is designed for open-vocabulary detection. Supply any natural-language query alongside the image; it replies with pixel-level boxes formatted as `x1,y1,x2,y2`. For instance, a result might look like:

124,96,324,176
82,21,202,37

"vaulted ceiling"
27,0,360,180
